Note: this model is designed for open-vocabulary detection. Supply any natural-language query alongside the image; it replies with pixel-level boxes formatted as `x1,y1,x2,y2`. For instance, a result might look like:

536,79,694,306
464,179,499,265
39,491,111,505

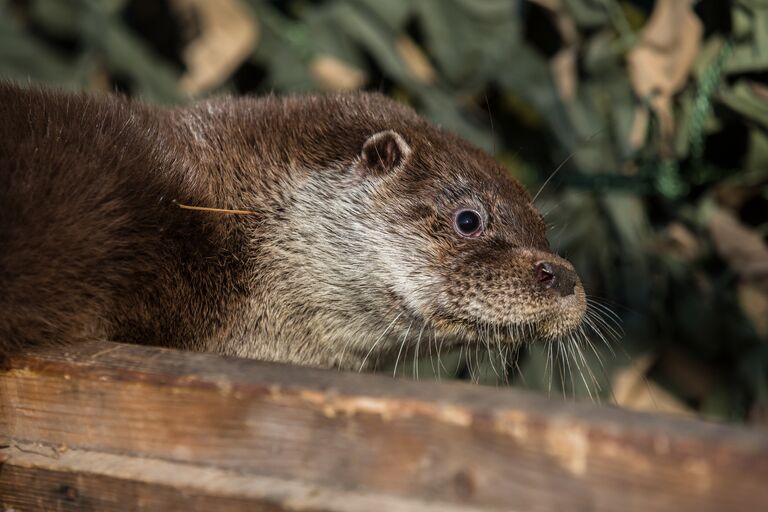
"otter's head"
262,94,587,369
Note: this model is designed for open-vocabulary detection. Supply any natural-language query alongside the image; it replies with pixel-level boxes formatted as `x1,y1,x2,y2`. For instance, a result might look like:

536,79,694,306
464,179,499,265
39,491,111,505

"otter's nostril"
535,261,577,297
535,262,555,285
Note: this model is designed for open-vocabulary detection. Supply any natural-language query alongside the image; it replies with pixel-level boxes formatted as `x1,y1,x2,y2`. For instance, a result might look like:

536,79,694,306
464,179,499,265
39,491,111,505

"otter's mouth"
424,306,586,349
420,276,589,348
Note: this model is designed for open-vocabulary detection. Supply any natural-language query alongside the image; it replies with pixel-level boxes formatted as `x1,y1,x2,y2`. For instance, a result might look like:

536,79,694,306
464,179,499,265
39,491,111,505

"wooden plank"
1,340,768,511
0,444,477,512
0,446,287,512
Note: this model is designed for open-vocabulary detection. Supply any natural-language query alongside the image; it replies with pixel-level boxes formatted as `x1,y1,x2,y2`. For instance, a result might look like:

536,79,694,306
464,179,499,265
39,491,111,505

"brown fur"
0,83,585,369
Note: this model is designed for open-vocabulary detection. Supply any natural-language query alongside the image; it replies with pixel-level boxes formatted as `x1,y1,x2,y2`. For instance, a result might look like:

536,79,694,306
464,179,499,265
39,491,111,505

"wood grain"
1,340,768,511
0,445,477,512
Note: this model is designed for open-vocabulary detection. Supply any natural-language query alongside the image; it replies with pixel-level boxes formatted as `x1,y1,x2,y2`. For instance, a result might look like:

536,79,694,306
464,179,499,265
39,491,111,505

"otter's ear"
359,130,411,175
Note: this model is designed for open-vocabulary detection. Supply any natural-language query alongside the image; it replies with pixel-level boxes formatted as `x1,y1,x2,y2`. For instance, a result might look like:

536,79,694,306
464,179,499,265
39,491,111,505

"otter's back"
0,84,175,354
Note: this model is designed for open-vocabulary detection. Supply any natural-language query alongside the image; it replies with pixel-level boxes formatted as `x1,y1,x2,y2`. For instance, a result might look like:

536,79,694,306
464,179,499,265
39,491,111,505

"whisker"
427,327,437,377
484,323,501,380
556,340,566,397
392,320,413,378
583,313,616,356
438,332,450,375
533,128,604,203
499,341,511,385
413,321,427,380
359,311,403,372
574,334,601,397
484,93,496,156
562,339,576,400
532,152,577,203
586,301,625,336
568,335,596,402
587,300,624,331
540,200,563,220
546,338,554,396
456,345,465,376
512,349,526,388
586,294,637,316
580,326,620,405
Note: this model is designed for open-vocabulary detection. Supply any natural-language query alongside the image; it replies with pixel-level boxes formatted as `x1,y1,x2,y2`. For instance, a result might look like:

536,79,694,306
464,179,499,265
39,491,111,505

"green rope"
561,41,733,198
655,159,688,198
690,41,733,162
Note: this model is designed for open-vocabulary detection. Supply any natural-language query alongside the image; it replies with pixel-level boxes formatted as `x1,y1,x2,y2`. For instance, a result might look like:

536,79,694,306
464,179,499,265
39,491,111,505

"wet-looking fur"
0,83,586,369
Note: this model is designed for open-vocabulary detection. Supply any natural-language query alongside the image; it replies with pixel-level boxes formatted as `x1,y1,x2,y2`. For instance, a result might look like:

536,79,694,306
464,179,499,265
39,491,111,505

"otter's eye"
453,209,483,237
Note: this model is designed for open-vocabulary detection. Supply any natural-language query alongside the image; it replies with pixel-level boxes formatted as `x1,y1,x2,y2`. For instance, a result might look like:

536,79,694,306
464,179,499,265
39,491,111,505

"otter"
0,82,586,370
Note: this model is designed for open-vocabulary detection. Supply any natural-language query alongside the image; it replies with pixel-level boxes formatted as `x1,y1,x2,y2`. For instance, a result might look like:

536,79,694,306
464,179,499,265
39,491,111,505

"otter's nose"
535,261,576,297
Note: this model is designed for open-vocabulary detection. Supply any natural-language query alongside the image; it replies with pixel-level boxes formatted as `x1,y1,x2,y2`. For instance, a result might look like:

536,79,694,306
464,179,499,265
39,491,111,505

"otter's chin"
534,285,588,340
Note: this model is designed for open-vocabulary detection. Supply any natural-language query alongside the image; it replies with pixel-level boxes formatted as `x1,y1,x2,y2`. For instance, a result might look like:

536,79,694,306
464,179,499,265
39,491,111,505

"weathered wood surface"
1,340,767,511
0,444,474,512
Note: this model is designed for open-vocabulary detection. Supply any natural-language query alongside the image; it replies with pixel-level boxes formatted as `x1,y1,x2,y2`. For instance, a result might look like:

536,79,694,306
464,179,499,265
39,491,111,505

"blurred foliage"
2,0,768,424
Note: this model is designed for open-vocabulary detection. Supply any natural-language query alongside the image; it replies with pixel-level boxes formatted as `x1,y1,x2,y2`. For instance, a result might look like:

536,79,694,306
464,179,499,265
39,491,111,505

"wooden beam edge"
9,340,768,446
0,443,494,512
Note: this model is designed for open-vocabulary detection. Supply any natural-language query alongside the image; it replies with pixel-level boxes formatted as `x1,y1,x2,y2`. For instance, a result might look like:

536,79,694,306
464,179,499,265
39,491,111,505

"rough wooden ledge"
1,341,767,511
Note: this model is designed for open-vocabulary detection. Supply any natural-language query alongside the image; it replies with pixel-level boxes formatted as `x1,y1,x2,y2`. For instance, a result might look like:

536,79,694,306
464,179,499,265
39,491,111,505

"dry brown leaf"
709,208,768,283
551,45,578,101
612,355,694,417
628,105,650,149
653,222,701,261
174,0,259,95
714,183,760,211
658,348,717,401
752,81,768,100
310,55,367,91
709,208,768,337
528,0,578,101
627,0,703,152
738,283,768,338
395,36,436,84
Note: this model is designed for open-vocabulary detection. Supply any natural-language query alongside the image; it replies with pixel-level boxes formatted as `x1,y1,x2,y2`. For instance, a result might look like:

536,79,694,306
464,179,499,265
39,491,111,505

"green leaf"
718,80,768,129
0,8,82,87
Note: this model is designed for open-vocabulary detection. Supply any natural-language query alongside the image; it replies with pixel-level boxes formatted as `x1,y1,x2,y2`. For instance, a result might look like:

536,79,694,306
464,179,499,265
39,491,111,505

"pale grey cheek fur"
282,172,440,368
204,170,419,368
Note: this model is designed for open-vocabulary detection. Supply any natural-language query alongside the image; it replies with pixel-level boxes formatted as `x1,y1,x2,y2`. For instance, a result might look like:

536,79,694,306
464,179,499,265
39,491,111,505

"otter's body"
0,83,585,369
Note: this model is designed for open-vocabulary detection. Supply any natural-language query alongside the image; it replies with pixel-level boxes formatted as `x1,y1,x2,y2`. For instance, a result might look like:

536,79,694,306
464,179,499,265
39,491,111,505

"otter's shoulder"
0,81,163,148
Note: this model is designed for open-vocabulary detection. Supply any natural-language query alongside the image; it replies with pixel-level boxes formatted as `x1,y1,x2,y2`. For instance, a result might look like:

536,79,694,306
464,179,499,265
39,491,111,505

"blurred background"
1,0,766,425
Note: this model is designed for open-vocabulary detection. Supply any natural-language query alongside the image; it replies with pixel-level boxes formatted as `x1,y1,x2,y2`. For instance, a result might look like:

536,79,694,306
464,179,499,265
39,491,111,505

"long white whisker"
546,339,554,396
586,302,623,335
427,327,437,377
413,321,426,380
580,326,619,404
586,300,624,333
532,152,576,203
583,314,616,355
484,323,501,380
555,340,564,396
562,339,576,400
392,321,413,378
569,338,592,401
359,312,403,372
